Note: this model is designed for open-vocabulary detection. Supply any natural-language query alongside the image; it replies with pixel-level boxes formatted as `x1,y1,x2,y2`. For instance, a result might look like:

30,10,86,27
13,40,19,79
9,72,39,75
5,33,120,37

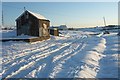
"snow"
1,30,16,38
1,30,37,39
14,34,37,39
16,10,47,21
1,29,119,78
27,10,47,20
97,33,119,78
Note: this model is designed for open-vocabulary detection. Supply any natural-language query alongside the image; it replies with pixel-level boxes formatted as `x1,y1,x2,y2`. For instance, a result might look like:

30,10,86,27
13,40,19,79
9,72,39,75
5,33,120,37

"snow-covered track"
2,30,118,78
3,36,85,78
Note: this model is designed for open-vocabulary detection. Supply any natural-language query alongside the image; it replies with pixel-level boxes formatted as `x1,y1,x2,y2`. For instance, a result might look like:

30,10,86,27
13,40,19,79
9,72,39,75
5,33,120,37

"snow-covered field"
1,29,119,79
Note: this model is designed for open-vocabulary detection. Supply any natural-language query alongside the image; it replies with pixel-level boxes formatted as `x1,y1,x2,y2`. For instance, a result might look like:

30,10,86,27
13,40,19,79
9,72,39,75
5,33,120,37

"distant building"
16,10,50,37
51,25,68,30
59,25,68,30
104,25,120,30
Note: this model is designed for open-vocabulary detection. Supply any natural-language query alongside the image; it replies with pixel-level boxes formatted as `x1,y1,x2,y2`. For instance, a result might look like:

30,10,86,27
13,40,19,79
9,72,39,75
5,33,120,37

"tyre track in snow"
3,37,74,69
29,37,84,78
5,43,71,78
49,41,86,78
2,42,60,78
3,42,55,68
51,37,105,78
2,40,53,65
2,41,48,63
36,37,86,78
2,39,61,77
4,37,83,78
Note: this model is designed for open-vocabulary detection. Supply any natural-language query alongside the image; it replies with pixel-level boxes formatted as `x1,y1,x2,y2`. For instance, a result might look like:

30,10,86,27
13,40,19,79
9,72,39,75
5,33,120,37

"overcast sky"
2,2,118,28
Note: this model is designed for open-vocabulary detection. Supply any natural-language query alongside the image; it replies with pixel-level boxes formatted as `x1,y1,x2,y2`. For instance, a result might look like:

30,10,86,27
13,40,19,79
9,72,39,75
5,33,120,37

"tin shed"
16,10,50,37
49,27,59,36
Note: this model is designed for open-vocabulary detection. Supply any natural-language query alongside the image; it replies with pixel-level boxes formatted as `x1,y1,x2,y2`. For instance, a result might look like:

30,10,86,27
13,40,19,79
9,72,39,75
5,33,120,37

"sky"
2,2,118,28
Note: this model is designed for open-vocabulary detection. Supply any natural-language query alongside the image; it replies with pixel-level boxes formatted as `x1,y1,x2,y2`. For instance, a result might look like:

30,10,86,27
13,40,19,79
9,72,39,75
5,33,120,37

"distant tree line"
102,25,120,30
1,27,16,30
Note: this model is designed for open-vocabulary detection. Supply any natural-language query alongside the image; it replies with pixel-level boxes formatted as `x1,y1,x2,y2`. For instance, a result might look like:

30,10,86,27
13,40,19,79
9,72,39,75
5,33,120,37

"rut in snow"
3,35,85,78
3,35,107,78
